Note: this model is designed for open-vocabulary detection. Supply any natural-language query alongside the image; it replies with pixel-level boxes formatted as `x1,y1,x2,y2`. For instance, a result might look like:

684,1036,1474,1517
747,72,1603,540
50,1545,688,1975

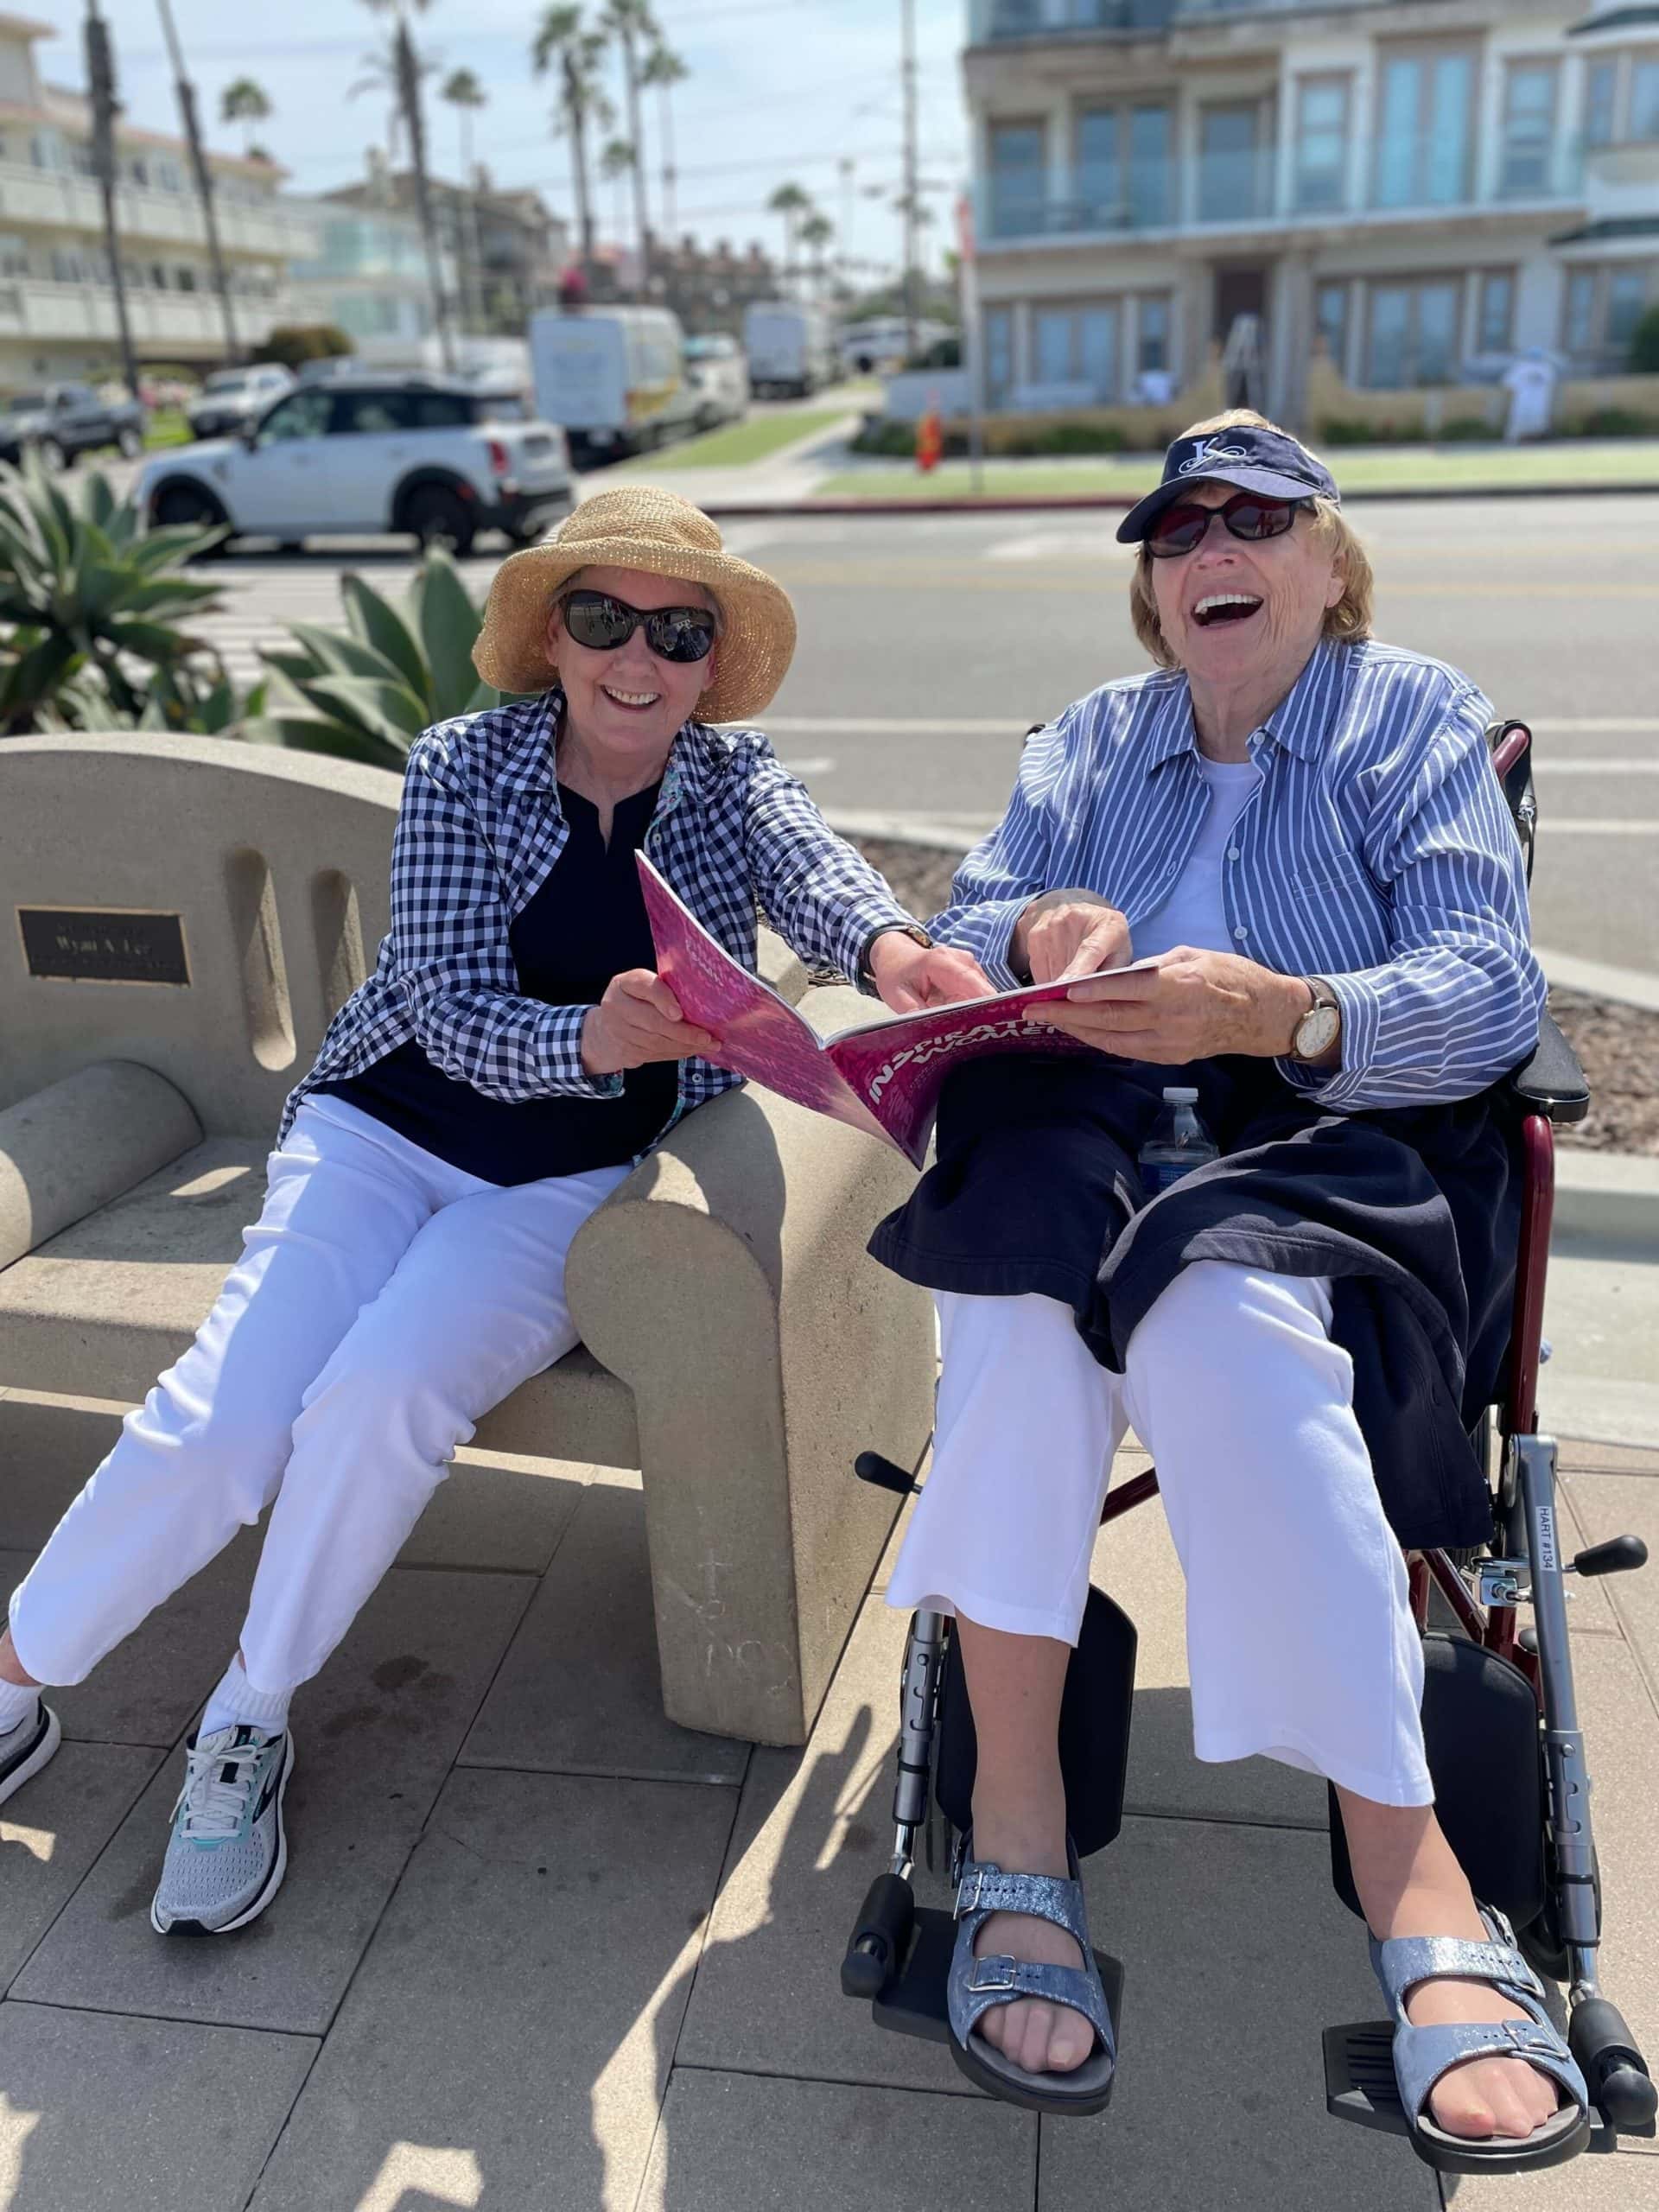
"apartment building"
0,12,318,389
965,1,1659,422
323,167,570,338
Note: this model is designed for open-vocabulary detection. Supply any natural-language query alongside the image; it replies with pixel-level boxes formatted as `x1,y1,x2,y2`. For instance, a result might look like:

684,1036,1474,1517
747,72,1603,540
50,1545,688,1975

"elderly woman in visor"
0,488,984,1938
869,412,1589,2170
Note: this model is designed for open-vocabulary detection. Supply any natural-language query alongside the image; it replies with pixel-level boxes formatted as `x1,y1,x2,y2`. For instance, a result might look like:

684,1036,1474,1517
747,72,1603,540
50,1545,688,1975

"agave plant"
0,456,229,734
243,547,517,768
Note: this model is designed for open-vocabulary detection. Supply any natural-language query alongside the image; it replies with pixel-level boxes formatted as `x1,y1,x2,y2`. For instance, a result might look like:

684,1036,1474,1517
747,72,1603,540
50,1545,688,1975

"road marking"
763,715,1021,737
1536,947,1659,1013
779,755,835,776
1537,819,1659,834
1531,718,1659,734
1534,760,1659,774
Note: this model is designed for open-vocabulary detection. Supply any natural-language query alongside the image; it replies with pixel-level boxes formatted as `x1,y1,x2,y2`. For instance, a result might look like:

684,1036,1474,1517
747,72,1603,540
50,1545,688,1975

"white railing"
0,162,320,262
0,278,296,348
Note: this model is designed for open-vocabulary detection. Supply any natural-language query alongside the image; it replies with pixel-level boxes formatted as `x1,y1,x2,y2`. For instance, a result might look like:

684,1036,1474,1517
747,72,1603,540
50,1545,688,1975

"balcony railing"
971,0,1381,36
0,161,319,262
980,132,1587,244
0,277,294,350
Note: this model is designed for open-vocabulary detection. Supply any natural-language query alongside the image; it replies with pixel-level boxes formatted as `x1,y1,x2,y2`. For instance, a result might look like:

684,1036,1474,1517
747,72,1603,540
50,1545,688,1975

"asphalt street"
158,489,1659,976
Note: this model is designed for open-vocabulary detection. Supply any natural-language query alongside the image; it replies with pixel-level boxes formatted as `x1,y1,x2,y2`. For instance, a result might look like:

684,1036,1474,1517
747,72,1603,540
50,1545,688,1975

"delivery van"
529,305,700,463
743,302,837,398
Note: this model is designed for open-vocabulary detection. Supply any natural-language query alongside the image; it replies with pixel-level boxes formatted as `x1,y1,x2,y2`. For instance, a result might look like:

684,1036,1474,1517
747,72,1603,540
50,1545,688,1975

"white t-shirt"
1131,757,1262,962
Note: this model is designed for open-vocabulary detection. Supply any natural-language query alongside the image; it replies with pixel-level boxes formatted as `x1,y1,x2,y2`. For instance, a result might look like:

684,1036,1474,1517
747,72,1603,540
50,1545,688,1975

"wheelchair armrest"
1506,1009,1590,1124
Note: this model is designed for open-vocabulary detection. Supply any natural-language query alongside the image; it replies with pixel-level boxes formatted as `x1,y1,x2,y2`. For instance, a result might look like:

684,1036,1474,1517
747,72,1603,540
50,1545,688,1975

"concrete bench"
0,734,933,1746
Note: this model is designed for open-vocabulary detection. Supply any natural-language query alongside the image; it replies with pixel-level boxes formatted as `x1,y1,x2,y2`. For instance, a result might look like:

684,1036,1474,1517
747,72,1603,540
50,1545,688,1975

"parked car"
0,383,146,468
682,334,749,431
529,305,701,464
744,302,837,398
135,376,575,556
185,363,296,442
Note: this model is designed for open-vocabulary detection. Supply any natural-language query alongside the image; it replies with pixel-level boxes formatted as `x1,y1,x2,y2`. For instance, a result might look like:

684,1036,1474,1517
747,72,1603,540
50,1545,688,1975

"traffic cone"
915,395,943,475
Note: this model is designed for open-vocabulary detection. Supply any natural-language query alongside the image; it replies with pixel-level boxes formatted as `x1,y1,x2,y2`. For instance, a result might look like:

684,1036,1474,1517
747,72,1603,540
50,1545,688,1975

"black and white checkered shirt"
280,691,913,1149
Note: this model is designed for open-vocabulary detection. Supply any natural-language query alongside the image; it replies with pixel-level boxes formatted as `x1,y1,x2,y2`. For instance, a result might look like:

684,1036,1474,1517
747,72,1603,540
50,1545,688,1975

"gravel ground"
852,837,1659,1157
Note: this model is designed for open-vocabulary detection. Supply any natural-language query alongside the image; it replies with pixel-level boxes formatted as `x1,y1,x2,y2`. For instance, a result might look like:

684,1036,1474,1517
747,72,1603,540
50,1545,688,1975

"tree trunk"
566,58,596,283
620,28,648,283
397,21,454,371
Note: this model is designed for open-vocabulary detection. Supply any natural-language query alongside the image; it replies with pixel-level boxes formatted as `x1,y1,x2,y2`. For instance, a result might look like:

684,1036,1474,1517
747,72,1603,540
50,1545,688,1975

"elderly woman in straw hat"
868,413,1586,2171
0,486,984,1938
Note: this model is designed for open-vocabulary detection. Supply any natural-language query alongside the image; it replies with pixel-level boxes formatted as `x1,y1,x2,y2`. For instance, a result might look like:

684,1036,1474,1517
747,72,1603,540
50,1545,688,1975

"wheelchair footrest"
869,1904,1123,2050
1324,2021,1408,2133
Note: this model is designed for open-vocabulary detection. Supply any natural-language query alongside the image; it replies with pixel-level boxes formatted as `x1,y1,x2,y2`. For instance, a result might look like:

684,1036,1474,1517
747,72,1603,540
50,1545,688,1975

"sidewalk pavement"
1,1360,1656,2209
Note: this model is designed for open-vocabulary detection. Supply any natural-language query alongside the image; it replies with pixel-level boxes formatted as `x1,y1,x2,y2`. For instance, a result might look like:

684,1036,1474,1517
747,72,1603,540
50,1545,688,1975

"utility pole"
84,0,140,400
900,0,920,361
154,0,238,365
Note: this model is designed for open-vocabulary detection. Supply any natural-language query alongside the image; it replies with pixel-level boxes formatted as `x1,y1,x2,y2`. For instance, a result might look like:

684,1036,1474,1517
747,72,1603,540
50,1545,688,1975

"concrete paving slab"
0,1742,160,1987
0,1389,124,1546
1445,2145,1659,2207
248,1768,735,2212
393,1448,589,1573
1541,1250,1659,1450
637,2069,1036,2212
459,1471,749,1786
0,1999,315,2212
12,1563,534,2035
1561,1637,1659,2065
1565,1473,1659,1688
1,1533,263,1748
1560,1441,1659,1478
1090,1501,1329,1831
1041,1815,1440,2212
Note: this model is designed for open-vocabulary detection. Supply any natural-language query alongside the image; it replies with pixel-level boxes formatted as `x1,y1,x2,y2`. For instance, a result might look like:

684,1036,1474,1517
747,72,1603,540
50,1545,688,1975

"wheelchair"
838,717,1657,2169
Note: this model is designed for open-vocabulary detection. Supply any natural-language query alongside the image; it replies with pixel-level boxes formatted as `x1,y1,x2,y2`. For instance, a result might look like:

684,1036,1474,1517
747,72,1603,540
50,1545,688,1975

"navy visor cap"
1116,425,1339,544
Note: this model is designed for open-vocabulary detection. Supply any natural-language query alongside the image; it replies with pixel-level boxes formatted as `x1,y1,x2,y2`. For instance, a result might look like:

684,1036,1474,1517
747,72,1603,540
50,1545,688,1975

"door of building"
1213,264,1270,410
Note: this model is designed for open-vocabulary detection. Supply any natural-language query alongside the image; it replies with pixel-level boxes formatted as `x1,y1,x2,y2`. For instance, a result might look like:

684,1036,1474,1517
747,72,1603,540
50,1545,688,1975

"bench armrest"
0,1061,202,1270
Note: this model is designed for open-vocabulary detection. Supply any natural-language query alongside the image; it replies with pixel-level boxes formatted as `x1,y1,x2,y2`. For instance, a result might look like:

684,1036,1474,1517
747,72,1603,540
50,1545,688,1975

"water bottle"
1137,1086,1219,1198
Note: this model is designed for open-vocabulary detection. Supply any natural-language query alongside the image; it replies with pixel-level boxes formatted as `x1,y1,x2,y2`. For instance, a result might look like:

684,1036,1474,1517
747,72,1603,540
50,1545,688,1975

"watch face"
1296,1004,1341,1058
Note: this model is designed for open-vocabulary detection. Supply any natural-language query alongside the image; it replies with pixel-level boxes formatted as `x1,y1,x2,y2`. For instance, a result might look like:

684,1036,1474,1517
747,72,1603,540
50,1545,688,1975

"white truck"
744,302,837,398
528,305,700,464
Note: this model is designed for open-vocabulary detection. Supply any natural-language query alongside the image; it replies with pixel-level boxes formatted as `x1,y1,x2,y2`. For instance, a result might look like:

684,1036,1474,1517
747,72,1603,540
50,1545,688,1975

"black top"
316,780,677,1185
868,1053,1522,1554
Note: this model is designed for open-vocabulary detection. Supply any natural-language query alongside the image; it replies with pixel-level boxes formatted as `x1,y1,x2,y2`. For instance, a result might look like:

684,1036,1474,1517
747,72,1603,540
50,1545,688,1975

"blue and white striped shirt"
929,638,1544,1113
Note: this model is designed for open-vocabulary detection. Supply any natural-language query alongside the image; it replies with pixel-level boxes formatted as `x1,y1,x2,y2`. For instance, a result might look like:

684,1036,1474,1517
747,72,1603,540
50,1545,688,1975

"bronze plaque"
18,906,191,987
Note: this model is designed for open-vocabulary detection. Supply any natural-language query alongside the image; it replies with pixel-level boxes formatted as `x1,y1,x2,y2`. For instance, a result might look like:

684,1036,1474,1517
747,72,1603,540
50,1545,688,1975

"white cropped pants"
8,1096,628,1696
885,1264,1433,1807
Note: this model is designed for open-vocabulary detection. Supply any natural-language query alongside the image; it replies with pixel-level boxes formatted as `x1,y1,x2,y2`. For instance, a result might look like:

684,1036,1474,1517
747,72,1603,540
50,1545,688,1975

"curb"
1554,1152,1659,1250
702,478,1659,520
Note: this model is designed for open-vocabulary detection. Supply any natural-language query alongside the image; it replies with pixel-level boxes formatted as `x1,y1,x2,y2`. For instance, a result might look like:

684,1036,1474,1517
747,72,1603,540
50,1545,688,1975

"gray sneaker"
151,1723,294,1936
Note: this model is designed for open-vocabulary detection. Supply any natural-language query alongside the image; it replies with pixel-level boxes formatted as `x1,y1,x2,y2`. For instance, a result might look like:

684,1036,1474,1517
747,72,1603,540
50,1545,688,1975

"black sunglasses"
1147,491,1306,560
559,588,717,663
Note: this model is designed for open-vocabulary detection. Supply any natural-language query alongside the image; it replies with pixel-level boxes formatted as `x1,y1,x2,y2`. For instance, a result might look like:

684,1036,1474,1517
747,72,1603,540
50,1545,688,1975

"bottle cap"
1164,1086,1199,1103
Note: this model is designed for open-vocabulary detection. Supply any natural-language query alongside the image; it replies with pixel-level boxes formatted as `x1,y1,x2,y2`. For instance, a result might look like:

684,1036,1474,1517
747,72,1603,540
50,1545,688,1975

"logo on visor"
1175,438,1254,476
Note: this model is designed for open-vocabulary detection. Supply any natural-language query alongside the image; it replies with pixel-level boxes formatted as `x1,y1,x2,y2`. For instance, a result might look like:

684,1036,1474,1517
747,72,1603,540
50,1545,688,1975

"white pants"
9,1096,628,1695
886,1263,1433,1807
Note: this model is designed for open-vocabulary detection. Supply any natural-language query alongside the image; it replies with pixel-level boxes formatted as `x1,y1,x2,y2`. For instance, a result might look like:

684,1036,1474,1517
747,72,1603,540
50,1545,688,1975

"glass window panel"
1295,79,1348,210
1137,296,1170,372
1633,60,1659,140
1478,271,1515,353
1077,109,1121,222
1128,105,1171,226
259,391,333,442
1425,54,1473,205
1316,280,1349,365
1375,59,1421,208
1078,306,1119,398
1369,284,1412,388
1565,268,1597,353
1200,104,1258,220
984,306,1013,405
1035,308,1072,383
1501,64,1556,194
1416,283,1459,383
1608,266,1649,348
1585,60,1618,149
989,122,1046,237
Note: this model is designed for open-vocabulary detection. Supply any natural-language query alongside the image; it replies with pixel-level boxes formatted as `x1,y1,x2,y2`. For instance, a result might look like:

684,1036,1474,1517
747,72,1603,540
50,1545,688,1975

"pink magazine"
638,855,1153,1168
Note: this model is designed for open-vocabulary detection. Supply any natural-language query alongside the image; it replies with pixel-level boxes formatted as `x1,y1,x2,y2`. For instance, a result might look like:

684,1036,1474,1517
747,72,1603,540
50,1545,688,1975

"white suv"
137,377,576,556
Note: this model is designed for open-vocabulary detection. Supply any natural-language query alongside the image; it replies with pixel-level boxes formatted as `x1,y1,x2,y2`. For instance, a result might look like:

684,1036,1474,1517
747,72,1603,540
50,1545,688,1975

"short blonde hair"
1128,409,1375,670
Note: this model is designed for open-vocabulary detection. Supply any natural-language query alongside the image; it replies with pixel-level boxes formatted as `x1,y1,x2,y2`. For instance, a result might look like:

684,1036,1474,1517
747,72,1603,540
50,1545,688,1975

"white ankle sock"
0,1675,41,1733
199,1659,290,1743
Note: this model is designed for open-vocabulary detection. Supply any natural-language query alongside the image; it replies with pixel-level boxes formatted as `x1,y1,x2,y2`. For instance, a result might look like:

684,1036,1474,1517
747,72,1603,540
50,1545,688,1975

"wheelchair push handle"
1567,1535,1648,1580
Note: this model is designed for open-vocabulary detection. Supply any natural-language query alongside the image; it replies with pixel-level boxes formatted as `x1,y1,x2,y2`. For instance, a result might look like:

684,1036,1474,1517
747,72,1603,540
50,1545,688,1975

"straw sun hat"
472,486,798,724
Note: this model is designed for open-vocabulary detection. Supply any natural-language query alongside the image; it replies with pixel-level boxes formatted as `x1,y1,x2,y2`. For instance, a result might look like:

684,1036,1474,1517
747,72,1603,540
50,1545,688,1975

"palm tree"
767,181,811,289
355,0,453,371
639,43,686,241
599,1,656,274
532,7,613,289
153,0,237,360
219,77,272,162
600,137,634,272
440,67,487,330
798,209,835,299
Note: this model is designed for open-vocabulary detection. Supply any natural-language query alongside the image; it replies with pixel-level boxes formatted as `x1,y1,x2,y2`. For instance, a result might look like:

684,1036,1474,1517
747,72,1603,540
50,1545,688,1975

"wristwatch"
857,921,933,995
1290,975,1342,1061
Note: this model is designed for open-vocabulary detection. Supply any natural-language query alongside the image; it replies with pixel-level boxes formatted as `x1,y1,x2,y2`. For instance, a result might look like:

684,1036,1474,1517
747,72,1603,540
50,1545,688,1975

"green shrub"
0,457,234,735
1438,416,1498,442
1569,406,1659,438
1629,303,1659,375
262,323,355,371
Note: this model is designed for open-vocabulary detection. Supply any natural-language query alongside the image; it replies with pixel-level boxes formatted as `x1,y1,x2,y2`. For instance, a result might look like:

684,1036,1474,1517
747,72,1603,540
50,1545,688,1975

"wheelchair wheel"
1519,1846,1601,1984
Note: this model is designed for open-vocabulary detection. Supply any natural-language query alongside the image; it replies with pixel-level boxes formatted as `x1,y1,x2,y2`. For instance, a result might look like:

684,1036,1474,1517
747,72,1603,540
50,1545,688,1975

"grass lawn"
143,408,191,449
631,408,849,472
813,438,1659,503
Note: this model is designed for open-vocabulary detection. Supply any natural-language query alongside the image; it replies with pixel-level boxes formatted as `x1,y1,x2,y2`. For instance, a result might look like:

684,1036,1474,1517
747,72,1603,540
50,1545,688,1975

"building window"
1609,265,1652,351
1076,108,1122,228
1294,78,1350,213
1315,279,1350,372
1477,270,1516,354
1374,50,1476,209
1634,58,1659,140
1128,104,1172,227
987,120,1046,239
984,305,1014,407
0,233,27,277
1499,61,1558,196
1199,102,1265,222
175,266,198,292
1136,295,1171,373
1366,278,1462,388
1563,268,1598,355
1033,301,1121,400
1585,60,1618,149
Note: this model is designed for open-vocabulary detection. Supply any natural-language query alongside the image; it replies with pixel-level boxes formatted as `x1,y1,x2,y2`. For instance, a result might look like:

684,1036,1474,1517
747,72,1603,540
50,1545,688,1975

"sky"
36,1,971,282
